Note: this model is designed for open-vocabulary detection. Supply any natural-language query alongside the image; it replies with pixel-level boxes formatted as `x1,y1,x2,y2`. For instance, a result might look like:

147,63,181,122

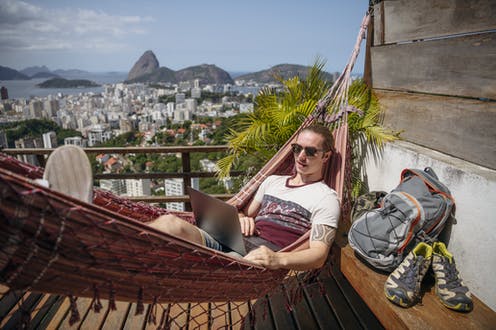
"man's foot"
43,145,93,203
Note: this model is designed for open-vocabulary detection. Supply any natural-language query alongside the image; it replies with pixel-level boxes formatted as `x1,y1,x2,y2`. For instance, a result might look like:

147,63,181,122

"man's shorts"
198,228,229,252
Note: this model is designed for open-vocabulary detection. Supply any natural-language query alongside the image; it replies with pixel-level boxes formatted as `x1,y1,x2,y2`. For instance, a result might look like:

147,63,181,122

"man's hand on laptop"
238,214,256,236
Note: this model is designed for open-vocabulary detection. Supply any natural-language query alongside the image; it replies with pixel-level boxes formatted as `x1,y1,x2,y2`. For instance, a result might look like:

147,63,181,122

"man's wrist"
276,252,287,268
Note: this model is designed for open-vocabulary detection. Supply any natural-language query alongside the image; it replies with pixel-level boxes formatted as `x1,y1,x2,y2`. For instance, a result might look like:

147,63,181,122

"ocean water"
1,72,261,100
0,72,128,100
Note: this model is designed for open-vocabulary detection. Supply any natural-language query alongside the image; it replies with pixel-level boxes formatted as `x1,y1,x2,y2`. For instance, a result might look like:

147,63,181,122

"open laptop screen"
187,187,247,256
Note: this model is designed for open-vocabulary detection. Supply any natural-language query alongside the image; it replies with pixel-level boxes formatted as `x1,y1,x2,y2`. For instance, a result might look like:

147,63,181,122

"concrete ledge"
364,140,496,311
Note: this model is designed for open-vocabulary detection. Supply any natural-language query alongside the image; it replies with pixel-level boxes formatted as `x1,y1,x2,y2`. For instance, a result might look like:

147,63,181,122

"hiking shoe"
384,242,432,307
43,145,93,203
432,242,473,312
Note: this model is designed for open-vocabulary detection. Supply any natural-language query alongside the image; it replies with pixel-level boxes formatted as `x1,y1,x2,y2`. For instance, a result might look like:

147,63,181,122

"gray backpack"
348,167,455,272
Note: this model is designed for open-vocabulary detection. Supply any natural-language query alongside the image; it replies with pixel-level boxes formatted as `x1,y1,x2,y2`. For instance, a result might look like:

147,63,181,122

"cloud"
0,0,153,52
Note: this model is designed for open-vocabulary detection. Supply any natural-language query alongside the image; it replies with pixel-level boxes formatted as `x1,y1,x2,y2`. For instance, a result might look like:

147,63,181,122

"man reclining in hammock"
41,125,339,271
149,124,340,271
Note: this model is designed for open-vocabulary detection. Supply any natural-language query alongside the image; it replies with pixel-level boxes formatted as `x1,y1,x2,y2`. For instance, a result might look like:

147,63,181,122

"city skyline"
0,0,370,73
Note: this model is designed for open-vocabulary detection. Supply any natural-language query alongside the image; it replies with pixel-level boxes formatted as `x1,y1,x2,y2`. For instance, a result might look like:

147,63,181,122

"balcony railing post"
181,151,192,211
36,154,46,168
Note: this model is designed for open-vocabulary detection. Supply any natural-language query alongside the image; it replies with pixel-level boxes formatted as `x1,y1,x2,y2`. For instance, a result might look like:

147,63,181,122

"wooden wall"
370,0,496,169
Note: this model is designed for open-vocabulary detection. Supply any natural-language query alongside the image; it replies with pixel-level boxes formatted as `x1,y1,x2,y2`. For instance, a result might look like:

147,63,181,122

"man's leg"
148,214,204,245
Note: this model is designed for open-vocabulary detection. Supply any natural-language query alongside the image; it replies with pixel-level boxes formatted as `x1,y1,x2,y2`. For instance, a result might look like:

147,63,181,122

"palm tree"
217,60,398,197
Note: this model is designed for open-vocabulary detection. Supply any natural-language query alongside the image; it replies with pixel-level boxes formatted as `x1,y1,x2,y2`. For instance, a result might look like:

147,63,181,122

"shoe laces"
442,260,463,289
399,256,424,290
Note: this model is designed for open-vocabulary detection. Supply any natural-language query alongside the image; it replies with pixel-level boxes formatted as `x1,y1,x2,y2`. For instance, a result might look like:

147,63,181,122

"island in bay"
36,78,100,88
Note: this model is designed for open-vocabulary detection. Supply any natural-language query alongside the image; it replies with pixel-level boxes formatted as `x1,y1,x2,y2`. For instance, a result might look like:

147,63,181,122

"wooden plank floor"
0,262,382,329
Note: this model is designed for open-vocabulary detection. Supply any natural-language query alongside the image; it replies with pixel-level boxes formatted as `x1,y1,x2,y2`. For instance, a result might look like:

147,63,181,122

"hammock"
0,12,370,312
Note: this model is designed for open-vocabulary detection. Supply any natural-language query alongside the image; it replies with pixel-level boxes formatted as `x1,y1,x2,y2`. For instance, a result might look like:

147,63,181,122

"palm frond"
216,154,236,179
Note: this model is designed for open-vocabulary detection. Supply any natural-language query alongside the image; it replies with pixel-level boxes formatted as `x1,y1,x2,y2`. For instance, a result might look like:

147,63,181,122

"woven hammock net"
0,12,370,328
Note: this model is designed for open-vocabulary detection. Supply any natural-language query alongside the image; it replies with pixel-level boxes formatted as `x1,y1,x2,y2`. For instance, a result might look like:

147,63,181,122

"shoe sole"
384,288,413,308
435,286,473,312
43,145,93,203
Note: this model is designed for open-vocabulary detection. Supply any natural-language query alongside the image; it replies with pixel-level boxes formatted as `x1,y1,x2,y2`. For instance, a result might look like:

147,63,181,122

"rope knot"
68,295,80,326
92,284,103,313
108,283,117,311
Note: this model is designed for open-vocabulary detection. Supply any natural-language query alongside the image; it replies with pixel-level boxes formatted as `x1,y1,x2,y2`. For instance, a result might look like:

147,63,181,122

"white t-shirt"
253,175,340,247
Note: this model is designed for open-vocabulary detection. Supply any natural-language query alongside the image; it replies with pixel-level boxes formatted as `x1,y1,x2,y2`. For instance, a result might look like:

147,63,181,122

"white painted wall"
364,140,496,311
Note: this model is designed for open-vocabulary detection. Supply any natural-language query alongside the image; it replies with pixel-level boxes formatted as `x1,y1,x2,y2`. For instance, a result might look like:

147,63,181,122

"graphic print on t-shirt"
255,194,312,235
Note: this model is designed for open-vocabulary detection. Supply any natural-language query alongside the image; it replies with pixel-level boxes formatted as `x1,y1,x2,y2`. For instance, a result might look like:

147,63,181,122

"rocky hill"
0,65,30,80
126,51,234,85
175,64,234,85
126,67,176,84
127,50,160,81
235,64,338,84
20,65,51,77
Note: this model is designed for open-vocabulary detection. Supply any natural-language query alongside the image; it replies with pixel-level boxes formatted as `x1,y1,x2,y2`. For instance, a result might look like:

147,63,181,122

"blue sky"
0,0,370,73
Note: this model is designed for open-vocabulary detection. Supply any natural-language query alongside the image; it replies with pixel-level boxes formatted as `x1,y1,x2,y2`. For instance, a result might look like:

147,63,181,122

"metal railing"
2,146,241,205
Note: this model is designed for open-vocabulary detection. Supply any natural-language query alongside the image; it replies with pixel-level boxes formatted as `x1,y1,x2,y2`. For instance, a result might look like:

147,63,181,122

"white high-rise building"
185,98,197,112
100,179,127,196
87,125,113,146
126,179,151,197
29,100,43,118
175,93,186,104
166,102,175,117
44,99,59,117
64,136,85,147
164,178,199,211
165,178,184,211
42,131,58,148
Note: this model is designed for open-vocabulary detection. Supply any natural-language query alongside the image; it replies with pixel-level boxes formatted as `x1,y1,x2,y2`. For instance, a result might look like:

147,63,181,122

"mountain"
126,66,176,84
235,64,338,84
37,78,100,88
127,64,234,85
20,65,51,77
52,69,93,79
0,65,30,80
127,50,160,81
31,72,60,79
175,64,234,85
126,51,234,85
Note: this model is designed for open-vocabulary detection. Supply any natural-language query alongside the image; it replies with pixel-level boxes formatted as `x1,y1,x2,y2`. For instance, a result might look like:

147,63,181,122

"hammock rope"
0,11,371,327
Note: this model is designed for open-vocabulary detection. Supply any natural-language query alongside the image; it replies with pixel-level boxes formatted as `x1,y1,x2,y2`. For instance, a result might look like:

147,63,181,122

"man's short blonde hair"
300,124,335,153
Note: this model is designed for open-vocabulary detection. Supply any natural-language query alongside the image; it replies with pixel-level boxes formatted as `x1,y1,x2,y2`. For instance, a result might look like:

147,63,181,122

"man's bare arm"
310,224,336,246
243,224,336,270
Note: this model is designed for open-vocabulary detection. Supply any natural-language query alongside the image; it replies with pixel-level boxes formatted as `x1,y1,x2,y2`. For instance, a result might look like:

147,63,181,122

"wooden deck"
0,250,383,329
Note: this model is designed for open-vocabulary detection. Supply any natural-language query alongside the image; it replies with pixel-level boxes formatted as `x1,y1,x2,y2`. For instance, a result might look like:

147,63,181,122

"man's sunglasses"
291,143,325,157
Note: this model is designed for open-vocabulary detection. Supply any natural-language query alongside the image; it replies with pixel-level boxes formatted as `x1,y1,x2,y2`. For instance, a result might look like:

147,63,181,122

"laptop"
187,186,247,256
